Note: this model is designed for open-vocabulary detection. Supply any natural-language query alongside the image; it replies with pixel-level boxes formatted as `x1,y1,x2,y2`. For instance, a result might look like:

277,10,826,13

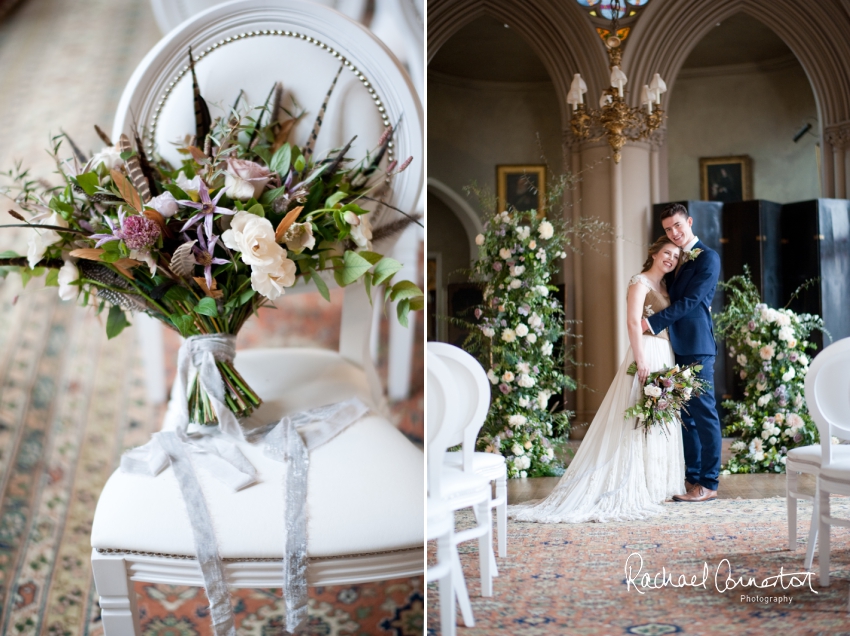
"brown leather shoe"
685,480,696,492
673,485,717,502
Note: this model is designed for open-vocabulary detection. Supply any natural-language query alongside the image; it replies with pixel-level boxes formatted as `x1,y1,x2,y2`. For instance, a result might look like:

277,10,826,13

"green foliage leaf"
372,256,403,286
311,268,330,301
238,288,256,305
75,172,99,196
356,251,383,266
194,297,218,317
260,185,287,205
269,143,291,176
389,280,423,302
170,313,195,337
294,154,306,173
409,297,424,312
336,250,372,287
246,203,265,218
106,305,131,339
325,191,347,209
119,150,136,161
44,269,59,287
164,286,194,305
396,298,410,327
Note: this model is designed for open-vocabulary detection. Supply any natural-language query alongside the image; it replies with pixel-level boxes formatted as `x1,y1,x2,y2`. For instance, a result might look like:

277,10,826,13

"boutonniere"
682,248,703,263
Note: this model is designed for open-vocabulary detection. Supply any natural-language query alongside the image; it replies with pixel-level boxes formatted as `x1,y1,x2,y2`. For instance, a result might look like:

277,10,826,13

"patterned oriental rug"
428,499,850,635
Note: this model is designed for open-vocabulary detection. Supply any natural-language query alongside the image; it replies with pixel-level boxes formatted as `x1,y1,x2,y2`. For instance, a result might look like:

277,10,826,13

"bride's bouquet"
624,363,709,434
0,59,422,426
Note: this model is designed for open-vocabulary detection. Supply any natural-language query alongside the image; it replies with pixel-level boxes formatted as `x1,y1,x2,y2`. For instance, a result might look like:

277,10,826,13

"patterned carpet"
0,0,423,634
428,499,850,635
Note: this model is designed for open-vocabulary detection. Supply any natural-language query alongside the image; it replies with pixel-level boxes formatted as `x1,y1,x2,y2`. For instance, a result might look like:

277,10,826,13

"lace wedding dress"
509,274,685,523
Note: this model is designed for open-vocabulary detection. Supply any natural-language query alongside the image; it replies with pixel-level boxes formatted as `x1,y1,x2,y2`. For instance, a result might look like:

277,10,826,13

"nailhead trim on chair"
148,30,393,165
95,546,421,562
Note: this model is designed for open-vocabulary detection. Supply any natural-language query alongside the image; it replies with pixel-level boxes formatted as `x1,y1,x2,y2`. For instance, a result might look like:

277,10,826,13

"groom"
641,203,722,502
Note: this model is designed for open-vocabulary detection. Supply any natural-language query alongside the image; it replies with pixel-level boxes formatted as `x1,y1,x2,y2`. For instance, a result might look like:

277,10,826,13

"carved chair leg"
91,551,141,636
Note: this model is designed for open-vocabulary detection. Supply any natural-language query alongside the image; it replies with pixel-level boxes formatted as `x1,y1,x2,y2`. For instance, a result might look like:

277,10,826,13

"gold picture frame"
699,155,753,203
496,164,546,215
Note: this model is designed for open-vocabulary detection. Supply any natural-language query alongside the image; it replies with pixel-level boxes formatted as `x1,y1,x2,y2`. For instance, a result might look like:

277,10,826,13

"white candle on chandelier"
610,66,627,98
641,85,654,113
567,73,587,111
649,73,667,105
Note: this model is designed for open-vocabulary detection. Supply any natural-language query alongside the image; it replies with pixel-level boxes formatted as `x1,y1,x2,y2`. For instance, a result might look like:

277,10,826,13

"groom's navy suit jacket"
646,240,720,356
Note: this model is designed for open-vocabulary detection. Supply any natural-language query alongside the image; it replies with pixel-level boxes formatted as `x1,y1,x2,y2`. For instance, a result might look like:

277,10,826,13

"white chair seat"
444,451,506,481
439,466,490,503
819,462,850,483
92,348,422,559
787,444,850,468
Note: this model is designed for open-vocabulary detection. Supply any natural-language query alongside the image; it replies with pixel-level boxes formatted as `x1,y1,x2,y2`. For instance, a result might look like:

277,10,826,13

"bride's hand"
636,361,650,385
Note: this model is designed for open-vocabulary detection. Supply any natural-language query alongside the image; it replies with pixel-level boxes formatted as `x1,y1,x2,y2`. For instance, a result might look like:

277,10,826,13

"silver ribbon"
120,336,370,635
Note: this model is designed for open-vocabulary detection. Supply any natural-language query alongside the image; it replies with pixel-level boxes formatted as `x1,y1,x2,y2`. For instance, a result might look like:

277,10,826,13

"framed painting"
699,155,753,203
496,165,546,214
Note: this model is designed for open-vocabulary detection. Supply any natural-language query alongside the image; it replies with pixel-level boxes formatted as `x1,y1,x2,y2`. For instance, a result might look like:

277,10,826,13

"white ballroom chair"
92,2,423,633
786,337,850,571
800,337,850,586
428,351,492,627
426,497,455,636
429,342,507,559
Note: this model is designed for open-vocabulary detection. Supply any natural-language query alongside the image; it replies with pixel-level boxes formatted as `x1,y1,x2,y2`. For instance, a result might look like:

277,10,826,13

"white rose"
518,397,529,407
529,240,537,249
88,145,122,172
759,344,775,360
249,251,297,300
516,362,531,374
57,259,79,301
512,444,524,456
776,312,792,327
536,285,549,296
761,430,770,440
541,341,553,355
757,394,770,407
517,226,531,240
736,354,747,366
546,448,554,458
515,324,529,337
787,413,804,430
501,328,516,343
536,249,547,262
753,451,765,462
499,248,512,259
536,390,550,409
475,234,485,245
788,338,797,348
756,382,767,392
644,385,662,398
224,158,272,201
511,265,526,276
518,374,535,388
537,220,554,239
487,369,499,385
508,414,527,427
282,222,316,253
780,456,787,465
148,191,180,218
526,332,537,343
502,371,515,383
782,368,796,382
681,368,692,379
481,326,495,338
222,211,281,268
27,212,69,268
509,279,522,289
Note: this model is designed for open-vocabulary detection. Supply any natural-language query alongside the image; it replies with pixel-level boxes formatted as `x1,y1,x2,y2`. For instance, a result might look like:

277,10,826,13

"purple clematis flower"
190,226,229,290
178,179,235,240
91,207,127,247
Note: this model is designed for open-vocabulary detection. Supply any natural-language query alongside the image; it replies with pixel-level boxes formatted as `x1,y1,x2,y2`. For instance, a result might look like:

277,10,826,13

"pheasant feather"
188,47,212,146
303,65,344,162
118,134,151,203
133,131,159,197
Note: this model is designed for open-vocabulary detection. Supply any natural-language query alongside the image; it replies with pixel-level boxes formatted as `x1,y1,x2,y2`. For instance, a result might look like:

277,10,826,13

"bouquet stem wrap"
120,336,370,636
176,334,262,430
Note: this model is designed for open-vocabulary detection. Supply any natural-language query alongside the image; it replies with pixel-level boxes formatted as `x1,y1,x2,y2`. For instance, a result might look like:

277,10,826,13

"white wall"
667,60,820,203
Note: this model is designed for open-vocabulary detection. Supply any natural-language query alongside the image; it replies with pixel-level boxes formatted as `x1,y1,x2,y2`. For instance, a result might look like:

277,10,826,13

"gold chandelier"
567,0,666,163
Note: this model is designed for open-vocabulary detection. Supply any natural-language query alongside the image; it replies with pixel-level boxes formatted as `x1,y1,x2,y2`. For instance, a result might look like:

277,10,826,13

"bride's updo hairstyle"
641,236,679,273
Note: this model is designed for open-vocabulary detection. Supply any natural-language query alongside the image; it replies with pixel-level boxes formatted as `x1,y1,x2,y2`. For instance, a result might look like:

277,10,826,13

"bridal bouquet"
715,270,825,474
0,57,422,426
624,363,709,434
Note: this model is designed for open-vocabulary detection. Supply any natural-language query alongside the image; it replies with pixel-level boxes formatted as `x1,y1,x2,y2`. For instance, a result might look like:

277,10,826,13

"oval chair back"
428,342,491,471
804,336,850,466
427,351,460,500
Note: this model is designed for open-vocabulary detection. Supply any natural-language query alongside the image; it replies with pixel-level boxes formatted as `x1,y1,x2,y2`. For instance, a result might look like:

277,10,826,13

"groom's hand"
641,318,651,333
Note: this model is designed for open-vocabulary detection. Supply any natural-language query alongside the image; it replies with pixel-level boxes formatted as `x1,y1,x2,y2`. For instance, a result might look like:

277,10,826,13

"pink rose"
224,158,272,201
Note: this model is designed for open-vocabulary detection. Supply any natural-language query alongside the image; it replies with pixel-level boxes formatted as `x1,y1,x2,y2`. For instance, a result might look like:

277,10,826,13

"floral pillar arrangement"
467,209,575,478
714,271,827,474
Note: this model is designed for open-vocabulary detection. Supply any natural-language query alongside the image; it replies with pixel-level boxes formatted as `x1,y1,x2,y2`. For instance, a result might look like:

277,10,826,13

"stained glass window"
576,0,650,33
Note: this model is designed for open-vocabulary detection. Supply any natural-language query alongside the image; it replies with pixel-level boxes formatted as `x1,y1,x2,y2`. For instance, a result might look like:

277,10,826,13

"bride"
509,236,686,523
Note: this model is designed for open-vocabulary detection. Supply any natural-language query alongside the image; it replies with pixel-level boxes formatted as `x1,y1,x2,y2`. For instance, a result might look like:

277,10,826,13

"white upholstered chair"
786,337,850,571
91,1,423,633
798,337,850,586
429,342,507,559
427,351,493,628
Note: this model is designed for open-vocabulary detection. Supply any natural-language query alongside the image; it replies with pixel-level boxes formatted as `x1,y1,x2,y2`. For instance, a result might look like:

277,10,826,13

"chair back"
427,351,460,499
428,342,491,471
804,336,850,465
